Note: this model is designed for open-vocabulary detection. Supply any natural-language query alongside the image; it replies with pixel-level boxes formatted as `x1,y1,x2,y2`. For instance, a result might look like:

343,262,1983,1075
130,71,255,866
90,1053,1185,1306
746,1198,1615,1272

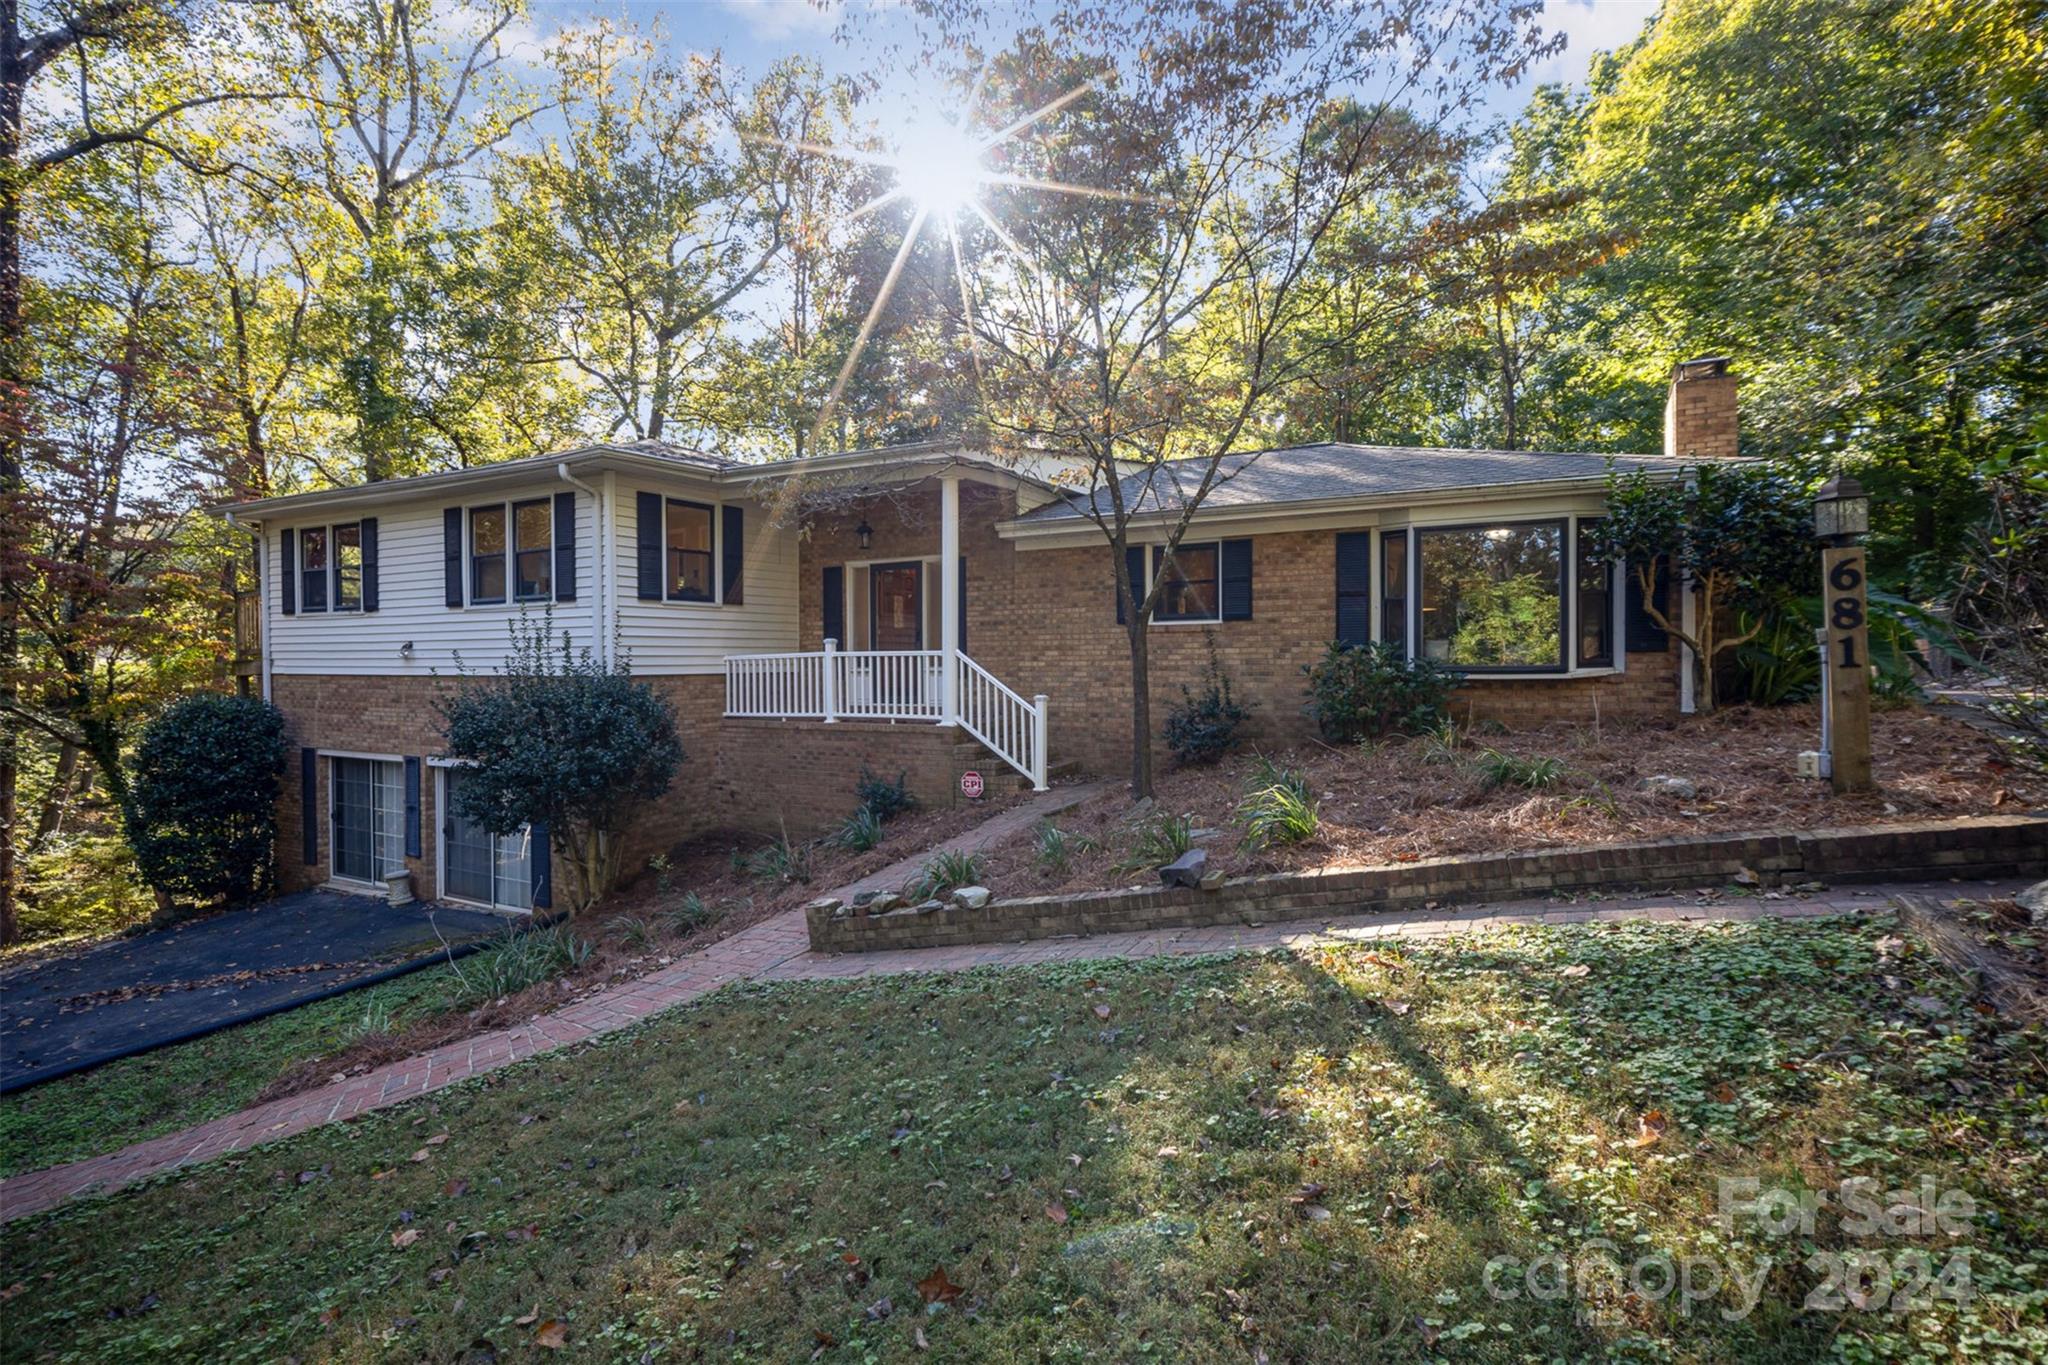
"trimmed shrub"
1303,641,1454,742
127,693,285,910
1163,670,1252,767
439,613,683,914
855,766,916,822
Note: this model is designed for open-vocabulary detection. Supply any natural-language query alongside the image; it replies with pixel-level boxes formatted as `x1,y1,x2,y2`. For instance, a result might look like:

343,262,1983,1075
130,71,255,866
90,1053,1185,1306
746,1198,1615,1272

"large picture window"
665,499,715,602
1415,521,1565,671
470,505,507,605
512,498,552,601
1152,542,1220,622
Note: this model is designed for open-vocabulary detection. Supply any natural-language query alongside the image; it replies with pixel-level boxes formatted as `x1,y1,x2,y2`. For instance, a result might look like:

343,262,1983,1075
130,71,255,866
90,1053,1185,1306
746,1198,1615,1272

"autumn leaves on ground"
4,913,2044,1362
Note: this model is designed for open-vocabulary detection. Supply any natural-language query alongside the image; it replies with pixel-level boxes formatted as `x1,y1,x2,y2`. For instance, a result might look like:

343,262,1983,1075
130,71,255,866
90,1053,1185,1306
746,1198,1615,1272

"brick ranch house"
212,359,1739,914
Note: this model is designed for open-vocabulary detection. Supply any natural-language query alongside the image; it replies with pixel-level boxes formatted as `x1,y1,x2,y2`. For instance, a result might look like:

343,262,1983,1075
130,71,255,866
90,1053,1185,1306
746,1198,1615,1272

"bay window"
1415,521,1566,671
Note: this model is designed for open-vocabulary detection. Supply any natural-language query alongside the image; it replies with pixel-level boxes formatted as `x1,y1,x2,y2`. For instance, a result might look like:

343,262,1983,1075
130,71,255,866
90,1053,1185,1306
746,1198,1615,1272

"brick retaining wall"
805,815,2048,953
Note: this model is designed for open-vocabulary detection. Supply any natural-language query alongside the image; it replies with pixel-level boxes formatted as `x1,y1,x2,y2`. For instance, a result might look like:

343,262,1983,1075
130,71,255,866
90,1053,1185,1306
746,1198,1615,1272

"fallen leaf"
1709,1082,1737,1105
1558,964,1591,979
1045,1201,1068,1225
1630,1110,1669,1149
1092,1004,1112,1021
534,1318,568,1349
409,1149,432,1163
390,1228,420,1249
424,1133,451,1147
915,1324,931,1350
505,1223,540,1242
442,1179,469,1198
916,1264,966,1305
515,1309,539,1326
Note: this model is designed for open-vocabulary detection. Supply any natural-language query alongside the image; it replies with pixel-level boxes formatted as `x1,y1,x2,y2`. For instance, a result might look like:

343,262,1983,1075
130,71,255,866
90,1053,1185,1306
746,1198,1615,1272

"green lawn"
4,915,2044,1363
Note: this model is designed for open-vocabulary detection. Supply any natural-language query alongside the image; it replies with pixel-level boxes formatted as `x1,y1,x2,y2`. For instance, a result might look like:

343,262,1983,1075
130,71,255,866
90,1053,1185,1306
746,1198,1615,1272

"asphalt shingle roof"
1018,442,1690,522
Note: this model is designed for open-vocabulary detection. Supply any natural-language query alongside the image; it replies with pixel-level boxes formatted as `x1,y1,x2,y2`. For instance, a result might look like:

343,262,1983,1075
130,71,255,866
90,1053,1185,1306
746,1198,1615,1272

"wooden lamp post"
1814,474,1874,793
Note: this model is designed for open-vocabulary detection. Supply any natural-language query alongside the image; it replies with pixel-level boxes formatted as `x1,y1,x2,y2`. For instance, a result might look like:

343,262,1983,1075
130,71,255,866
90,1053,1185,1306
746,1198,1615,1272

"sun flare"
891,120,987,221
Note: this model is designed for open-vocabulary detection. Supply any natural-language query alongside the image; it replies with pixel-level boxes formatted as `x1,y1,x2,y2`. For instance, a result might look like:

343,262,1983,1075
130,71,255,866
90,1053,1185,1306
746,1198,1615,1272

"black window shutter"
957,555,967,653
1220,538,1254,620
552,491,577,602
821,565,845,646
721,503,745,605
360,517,379,611
402,757,422,859
530,822,552,910
280,528,297,616
1116,545,1146,623
1334,531,1371,645
636,492,663,600
300,747,318,865
1624,554,1671,653
442,508,463,608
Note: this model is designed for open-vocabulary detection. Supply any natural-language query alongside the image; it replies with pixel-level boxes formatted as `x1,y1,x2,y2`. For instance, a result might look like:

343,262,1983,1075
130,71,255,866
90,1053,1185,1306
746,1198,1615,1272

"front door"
331,756,403,884
870,561,923,650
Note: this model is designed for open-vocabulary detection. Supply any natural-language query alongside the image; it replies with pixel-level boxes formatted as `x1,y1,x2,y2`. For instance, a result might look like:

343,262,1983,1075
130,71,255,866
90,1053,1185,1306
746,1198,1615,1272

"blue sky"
516,0,1664,130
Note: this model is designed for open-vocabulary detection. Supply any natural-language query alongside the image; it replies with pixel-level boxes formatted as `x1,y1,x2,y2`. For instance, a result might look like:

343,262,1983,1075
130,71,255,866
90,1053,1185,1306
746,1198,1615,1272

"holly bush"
127,693,286,909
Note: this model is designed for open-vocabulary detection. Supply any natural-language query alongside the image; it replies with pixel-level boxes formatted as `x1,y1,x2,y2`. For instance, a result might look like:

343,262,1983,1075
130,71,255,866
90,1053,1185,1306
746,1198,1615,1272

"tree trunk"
1125,616,1154,799
31,742,80,846
0,20,26,946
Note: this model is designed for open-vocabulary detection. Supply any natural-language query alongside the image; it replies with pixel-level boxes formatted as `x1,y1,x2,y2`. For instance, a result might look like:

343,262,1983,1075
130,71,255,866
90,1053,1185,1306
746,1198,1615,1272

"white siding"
268,483,600,676
612,475,800,675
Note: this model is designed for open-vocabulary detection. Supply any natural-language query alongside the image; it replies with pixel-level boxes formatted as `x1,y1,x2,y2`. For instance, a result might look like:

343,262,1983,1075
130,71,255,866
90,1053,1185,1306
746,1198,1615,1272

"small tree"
128,694,286,910
1589,461,1812,713
438,615,683,914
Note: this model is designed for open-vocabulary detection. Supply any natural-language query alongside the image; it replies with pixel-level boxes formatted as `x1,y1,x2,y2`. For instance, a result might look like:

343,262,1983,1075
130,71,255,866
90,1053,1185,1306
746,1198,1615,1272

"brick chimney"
1663,357,1738,459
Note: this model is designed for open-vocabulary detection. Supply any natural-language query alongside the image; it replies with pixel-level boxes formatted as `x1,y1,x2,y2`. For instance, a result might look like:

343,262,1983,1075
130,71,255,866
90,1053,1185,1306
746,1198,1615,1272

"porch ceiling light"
1812,473,1868,545
856,517,873,551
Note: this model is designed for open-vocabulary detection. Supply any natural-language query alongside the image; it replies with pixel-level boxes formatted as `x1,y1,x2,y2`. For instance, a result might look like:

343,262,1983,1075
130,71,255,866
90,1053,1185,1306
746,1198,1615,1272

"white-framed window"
469,499,556,607
664,498,716,603
1376,514,1622,677
299,521,365,613
1151,542,1221,623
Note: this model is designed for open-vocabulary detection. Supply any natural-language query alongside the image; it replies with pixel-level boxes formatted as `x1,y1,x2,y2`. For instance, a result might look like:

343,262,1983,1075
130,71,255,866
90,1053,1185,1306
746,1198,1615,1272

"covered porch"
721,467,1051,790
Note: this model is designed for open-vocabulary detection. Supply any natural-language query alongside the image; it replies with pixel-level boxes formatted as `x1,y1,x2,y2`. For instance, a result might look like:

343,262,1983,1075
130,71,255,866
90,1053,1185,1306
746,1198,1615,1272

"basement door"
439,768,533,911
330,757,404,885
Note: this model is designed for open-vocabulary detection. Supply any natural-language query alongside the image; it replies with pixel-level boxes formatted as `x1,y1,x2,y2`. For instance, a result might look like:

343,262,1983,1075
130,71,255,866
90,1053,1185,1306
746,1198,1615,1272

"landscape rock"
951,885,992,910
1159,847,1209,888
912,898,944,915
2017,880,2048,926
1641,774,1699,800
1198,870,1227,891
806,896,843,916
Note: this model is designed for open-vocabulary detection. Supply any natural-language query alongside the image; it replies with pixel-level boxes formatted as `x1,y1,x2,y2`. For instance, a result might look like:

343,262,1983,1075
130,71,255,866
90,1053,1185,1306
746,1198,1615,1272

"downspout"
223,510,271,702
557,463,609,669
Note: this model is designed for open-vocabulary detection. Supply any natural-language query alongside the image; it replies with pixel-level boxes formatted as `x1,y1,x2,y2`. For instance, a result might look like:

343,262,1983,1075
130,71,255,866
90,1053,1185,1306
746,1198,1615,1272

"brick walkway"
0,862,2025,1224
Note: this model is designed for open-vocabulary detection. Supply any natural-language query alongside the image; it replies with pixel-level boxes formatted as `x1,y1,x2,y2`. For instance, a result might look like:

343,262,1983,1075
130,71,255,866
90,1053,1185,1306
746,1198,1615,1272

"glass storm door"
331,757,402,884
870,562,923,650
441,769,532,911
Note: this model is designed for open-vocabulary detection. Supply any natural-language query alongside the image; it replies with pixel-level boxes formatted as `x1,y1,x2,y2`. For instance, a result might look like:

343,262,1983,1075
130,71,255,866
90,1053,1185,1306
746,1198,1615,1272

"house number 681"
1829,556,1865,667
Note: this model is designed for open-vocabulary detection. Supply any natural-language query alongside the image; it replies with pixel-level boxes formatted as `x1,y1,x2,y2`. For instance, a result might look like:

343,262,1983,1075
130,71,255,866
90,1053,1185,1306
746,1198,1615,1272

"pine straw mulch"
254,791,1029,1102
971,703,2043,900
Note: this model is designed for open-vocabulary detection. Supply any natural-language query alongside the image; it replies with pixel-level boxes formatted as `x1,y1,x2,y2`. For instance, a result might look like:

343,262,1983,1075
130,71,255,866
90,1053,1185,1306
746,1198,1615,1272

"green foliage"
1303,641,1455,742
1114,811,1195,874
1162,668,1251,767
125,694,285,910
16,835,156,944
439,614,683,912
663,892,724,936
739,836,812,885
452,924,595,1002
902,849,985,902
1243,754,1311,805
834,804,886,852
1472,748,1567,791
1031,820,1099,875
1732,608,1822,705
1236,776,1320,852
854,767,916,823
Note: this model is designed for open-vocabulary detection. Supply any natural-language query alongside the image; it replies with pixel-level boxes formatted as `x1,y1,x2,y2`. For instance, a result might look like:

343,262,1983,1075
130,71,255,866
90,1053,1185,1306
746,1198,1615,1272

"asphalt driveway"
0,890,508,1092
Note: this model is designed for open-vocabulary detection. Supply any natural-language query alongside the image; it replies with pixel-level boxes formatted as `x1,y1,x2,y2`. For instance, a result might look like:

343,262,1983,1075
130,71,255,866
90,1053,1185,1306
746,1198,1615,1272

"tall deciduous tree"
933,1,1556,798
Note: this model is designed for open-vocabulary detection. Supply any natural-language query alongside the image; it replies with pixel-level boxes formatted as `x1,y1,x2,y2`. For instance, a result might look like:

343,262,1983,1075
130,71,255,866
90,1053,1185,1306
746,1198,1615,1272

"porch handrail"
954,652,1049,791
831,647,945,722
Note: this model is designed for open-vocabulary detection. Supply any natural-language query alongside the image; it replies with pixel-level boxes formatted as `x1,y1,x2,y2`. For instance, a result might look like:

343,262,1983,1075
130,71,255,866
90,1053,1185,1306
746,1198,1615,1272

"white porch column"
940,474,961,726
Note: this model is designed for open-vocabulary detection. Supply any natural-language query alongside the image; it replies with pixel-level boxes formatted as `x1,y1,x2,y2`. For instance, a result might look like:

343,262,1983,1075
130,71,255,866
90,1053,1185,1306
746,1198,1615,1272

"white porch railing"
723,642,1048,791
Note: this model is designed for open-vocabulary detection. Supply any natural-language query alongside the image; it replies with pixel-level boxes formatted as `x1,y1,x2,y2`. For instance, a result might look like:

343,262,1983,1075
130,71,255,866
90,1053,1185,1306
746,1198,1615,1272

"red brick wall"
796,488,1686,776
